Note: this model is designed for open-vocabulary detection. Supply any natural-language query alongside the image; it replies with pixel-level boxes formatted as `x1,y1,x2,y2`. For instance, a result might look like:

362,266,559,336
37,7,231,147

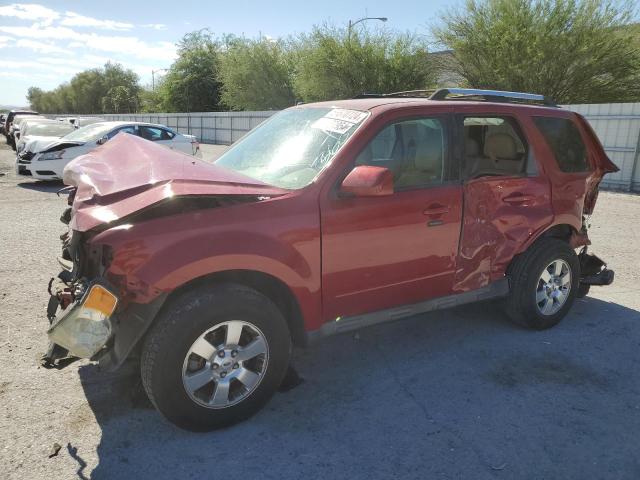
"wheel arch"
163,269,308,348
508,223,582,276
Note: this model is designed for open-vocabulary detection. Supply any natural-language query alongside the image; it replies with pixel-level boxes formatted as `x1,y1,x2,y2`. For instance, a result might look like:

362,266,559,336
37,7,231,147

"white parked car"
19,121,201,180
10,114,47,149
16,121,76,157
55,116,105,128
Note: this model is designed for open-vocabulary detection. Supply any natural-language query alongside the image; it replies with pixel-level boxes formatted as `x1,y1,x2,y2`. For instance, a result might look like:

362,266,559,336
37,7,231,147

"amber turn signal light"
83,284,118,317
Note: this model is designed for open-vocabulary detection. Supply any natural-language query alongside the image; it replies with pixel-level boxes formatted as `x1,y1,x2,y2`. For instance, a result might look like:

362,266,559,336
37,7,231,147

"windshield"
215,107,368,189
27,123,75,137
63,123,115,142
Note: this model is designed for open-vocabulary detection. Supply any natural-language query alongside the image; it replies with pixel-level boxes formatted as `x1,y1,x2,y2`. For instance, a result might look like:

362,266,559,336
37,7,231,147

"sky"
0,0,462,106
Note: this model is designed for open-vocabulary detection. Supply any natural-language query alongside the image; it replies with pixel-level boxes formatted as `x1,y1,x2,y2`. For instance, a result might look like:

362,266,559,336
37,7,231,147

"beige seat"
483,133,523,174
395,124,443,188
465,132,524,177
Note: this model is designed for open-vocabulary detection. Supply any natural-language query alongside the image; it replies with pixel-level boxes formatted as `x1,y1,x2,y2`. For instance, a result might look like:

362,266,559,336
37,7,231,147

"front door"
320,115,463,321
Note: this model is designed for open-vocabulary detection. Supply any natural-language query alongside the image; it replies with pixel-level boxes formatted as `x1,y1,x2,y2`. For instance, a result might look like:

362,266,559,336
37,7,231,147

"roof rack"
354,89,435,99
429,88,557,106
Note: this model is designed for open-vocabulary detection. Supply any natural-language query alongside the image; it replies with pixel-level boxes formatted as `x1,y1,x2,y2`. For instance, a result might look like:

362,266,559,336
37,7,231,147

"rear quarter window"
533,117,589,173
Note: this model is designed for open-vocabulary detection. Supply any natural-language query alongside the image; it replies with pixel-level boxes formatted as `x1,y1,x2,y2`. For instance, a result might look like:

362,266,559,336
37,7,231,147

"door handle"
502,194,534,205
423,204,450,216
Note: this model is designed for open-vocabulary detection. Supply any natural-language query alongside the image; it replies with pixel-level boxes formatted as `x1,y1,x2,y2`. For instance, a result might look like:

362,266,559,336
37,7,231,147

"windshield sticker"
312,108,368,134
325,108,368,124
311,117,356,135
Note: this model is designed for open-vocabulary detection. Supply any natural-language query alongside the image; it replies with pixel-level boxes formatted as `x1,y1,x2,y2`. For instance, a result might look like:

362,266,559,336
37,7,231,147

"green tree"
433,0,640,103
26,62,140,114
218,36,296,110
26,87,45,112
102,85,137,113
139,85,165,113
159,29,222,112
294,25,434,102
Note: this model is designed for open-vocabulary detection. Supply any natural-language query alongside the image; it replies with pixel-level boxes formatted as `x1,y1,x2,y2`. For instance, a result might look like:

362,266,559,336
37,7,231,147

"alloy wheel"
182,320,269,409
536,259,571,316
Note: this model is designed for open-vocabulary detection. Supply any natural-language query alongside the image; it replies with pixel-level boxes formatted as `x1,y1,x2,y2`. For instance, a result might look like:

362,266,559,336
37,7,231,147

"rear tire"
504,238,579,330
141,283,291,431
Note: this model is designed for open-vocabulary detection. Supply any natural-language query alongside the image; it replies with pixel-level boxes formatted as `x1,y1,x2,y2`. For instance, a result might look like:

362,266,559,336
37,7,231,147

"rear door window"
533,117,589,172
461,116,530,179
108,125,137,139
140,126,174,141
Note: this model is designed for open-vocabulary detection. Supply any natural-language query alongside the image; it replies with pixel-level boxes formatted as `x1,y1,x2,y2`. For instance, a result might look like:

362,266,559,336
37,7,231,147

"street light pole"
347,16,388,39
152,68,168,91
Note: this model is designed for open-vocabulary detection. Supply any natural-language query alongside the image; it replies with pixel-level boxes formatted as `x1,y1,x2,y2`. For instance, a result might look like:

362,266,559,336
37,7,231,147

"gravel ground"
0,141,639,480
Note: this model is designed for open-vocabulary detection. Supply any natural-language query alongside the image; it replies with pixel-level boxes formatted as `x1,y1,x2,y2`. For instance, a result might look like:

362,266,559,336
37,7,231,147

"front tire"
504,238,580,330
141,283,291,431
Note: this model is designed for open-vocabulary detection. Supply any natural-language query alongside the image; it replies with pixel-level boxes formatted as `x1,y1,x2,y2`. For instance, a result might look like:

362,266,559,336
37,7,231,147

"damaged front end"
43,134,289,369
46,281,117,362
43,188,119,367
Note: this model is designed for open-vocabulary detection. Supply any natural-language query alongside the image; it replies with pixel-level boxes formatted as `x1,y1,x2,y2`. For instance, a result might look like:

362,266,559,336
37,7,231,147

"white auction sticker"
311,117,355,134
325,108,369,124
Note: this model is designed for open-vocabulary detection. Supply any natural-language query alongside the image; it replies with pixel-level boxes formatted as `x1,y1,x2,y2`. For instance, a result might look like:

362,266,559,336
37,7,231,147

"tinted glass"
65,123,115,142
355,118,447,189
139,126,172,141
533,117,589,172
107,126,137,139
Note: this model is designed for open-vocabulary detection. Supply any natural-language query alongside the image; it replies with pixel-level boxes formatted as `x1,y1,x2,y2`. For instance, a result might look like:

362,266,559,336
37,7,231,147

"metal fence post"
630,127,640,193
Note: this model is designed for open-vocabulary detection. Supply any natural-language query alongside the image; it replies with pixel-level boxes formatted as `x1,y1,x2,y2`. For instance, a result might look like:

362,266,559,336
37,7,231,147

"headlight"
39,150,65,161
48,284,118,358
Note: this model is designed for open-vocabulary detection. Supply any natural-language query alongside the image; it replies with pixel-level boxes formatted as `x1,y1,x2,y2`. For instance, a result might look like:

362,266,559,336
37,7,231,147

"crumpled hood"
63,133,288,232
22,135,64,152
40,138,85,153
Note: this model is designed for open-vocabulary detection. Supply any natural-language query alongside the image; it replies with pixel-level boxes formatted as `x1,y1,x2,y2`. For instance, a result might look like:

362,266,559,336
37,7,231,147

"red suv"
45,89,617,431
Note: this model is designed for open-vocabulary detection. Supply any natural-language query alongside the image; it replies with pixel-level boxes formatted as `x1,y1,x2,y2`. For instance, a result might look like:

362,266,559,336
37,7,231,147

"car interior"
355,118,446,189
462,116,531,178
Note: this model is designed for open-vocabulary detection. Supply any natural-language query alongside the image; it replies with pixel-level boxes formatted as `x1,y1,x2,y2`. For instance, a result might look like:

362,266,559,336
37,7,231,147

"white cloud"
0,24,78,41
0,59,79,75
0,71,30,79
15,38,70,54
0,35,13,47
0,24,177,61
60,11,134,31
79,34,177,61
141,23,167,30
0,4,59,24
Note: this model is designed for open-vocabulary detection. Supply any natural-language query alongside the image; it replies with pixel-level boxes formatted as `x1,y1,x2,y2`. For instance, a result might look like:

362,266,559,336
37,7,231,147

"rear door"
320,112,463,321
454,110,551,292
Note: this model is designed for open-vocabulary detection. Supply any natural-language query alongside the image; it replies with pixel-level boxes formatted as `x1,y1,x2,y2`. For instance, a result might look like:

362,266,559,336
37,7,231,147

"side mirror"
97,135,108,145
340,165,394,197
